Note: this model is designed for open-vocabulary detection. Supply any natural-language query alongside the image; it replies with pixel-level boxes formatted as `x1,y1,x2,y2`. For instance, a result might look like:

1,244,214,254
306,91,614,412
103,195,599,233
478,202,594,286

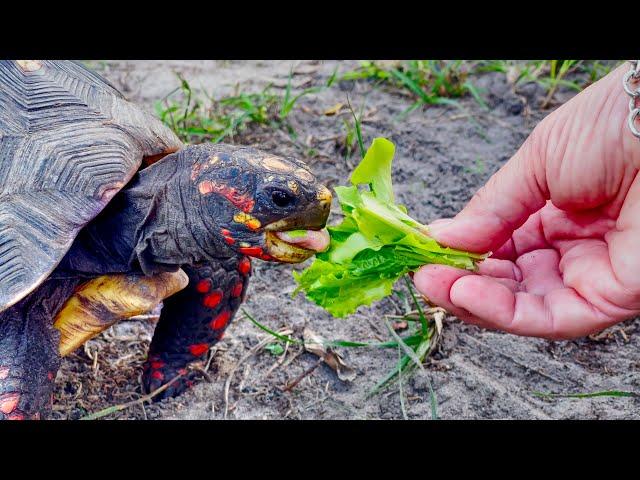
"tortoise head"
186,144,332,263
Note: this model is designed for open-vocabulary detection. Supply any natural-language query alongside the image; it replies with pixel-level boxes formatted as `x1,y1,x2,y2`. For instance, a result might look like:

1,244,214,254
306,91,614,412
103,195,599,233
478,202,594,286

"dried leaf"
432,308,445,336
324,103,344,116
303,327,357,382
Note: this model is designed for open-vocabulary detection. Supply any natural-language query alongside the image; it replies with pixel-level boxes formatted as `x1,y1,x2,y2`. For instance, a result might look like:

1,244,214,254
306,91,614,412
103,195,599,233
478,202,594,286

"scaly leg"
143,256,251,399
0,280,78,420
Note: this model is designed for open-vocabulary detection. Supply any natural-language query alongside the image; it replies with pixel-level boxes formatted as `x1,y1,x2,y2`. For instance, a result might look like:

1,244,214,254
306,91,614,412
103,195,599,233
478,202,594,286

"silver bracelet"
623,60,640,138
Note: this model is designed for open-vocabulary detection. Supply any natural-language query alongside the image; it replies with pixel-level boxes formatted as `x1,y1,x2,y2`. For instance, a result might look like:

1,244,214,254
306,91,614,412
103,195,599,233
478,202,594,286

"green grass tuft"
340,60,486,114
155,71,325,144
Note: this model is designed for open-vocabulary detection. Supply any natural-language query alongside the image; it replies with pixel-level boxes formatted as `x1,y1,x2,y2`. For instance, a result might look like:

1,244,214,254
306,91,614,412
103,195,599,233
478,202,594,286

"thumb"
427,132,550,253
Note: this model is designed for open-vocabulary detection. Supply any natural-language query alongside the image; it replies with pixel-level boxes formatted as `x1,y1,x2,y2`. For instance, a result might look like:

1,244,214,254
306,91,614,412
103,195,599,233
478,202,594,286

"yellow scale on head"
233,211,261,230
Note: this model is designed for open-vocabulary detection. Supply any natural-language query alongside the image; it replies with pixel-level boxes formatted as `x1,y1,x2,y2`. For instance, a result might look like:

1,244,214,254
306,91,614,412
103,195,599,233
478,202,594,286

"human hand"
413,63,640,339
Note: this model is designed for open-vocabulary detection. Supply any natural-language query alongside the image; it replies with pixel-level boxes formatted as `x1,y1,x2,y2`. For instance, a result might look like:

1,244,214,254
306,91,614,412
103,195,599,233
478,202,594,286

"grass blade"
533,390,639,399
242,309,300,345
397,347,408,420
346,95,365,159
390,68,431,104
384,318,424,370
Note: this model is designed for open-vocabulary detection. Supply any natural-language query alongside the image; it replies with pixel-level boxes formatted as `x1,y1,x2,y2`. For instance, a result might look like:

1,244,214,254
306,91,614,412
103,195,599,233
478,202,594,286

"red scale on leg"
188,343,209,357
231,281,243,298
238,257,251,275
196,279,212,293
209,310,231,330
203,290,223,308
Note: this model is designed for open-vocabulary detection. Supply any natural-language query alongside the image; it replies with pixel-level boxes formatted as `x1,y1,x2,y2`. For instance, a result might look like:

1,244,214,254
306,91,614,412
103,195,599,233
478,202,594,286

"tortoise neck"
58,150,229,277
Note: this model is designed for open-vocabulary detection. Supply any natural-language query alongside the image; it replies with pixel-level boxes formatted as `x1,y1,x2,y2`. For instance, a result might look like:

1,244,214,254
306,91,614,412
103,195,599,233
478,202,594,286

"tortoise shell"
0,60,182,311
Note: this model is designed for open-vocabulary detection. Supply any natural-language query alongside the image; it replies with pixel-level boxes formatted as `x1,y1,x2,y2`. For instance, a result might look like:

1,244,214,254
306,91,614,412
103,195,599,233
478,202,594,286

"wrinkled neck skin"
57,150,234,277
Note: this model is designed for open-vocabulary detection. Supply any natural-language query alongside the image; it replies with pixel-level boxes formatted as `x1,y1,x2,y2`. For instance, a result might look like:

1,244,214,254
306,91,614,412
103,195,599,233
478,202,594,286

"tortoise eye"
271,189,296,208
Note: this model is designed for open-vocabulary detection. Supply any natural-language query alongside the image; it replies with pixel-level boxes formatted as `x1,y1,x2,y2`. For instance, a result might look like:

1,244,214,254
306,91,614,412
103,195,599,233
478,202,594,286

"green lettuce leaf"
294,137,487,317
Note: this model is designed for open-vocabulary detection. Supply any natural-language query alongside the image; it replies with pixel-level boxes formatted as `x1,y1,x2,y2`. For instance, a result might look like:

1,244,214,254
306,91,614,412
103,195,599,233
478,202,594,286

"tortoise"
0,60,332,420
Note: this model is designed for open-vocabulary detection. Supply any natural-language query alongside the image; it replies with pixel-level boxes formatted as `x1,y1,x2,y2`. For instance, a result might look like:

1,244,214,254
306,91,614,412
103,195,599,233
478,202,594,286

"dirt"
51,60,640,420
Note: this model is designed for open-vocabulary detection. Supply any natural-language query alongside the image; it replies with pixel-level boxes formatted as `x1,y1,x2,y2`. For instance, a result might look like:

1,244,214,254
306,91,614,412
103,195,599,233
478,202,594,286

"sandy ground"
51,60,640,420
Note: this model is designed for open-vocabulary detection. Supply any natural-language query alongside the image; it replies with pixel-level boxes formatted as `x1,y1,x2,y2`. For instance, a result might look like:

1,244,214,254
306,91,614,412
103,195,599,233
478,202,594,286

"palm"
479,194,638,337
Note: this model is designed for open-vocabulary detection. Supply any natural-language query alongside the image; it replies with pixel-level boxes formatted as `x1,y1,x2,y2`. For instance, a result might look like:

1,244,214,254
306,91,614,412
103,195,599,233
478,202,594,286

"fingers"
477,258,521,281
607,174,640,293
413,248,624,339
427,130,549,253
412,265,476,320
426,64,633,255
446,275,611,339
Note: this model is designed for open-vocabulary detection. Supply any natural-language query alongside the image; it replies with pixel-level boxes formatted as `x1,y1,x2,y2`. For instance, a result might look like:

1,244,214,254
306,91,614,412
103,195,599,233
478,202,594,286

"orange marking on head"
0,367,9,380
246,219,261,231
203,291,223,308
0,393,19,414
189,343,209,357
198,180,255,212
210,310,231,330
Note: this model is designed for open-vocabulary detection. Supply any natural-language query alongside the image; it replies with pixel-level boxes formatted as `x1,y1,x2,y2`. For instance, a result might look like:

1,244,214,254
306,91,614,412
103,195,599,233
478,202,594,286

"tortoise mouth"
264,231,316,263
264,229,330,263
262,185,332,263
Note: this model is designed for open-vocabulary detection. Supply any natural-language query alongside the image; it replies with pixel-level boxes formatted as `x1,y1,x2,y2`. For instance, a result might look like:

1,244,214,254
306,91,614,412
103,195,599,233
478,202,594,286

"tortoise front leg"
143,257,251,399
0,280,79,420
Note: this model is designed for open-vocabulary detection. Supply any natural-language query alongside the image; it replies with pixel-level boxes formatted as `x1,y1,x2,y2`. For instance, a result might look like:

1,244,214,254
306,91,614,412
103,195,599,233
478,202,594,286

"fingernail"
426,218,453,237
